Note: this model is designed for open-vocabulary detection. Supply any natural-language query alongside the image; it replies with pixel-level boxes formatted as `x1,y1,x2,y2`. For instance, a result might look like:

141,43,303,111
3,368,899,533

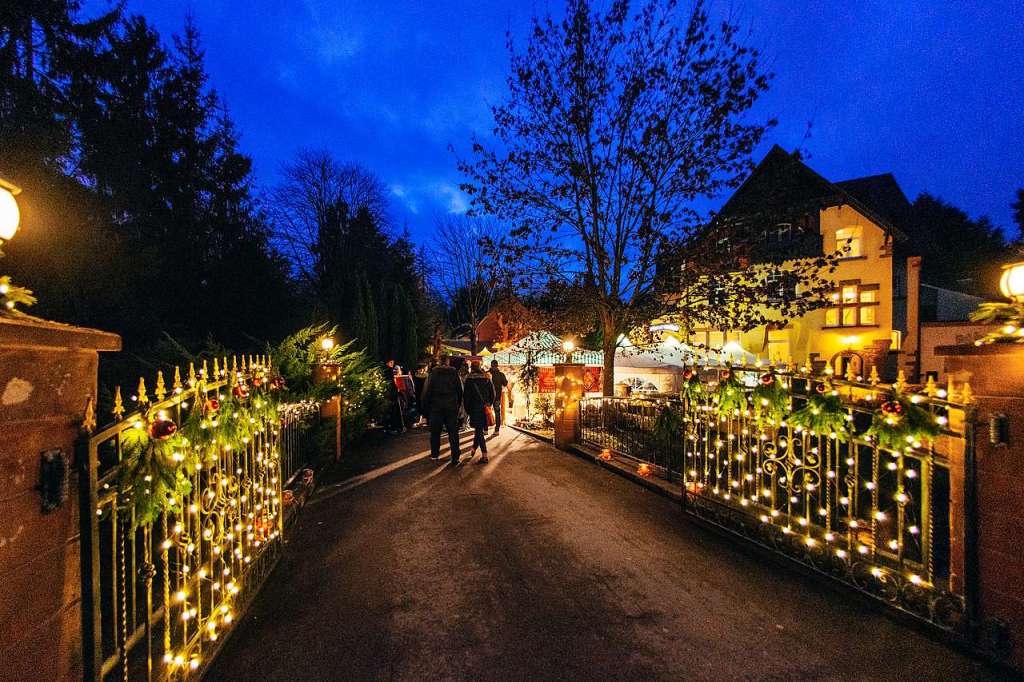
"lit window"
709,331,725,349
825,282,879,327
836,226,862,258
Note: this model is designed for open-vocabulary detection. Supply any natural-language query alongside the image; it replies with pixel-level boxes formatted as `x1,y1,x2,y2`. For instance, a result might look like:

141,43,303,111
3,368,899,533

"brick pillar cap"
0,315,121,351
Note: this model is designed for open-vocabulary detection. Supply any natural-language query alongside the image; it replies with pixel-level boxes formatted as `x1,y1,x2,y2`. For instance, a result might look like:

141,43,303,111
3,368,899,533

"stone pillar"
553,363,584,450
937,343,1024,665
903,255,922,379
0,316,120,681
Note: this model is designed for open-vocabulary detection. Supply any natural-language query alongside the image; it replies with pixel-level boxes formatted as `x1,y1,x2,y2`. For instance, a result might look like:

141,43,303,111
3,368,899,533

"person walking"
489,359,509,435
456,360,470,432
420,357,464,465
463,360,496,463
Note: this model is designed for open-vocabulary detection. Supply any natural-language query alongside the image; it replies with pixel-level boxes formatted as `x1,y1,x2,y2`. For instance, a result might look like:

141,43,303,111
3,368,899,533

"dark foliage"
1,5,302,390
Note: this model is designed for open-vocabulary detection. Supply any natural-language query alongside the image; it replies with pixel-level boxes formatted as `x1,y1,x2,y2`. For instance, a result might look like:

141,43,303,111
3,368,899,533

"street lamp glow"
999,262,1024,302
0,182,20,242
320,337,336,352
562,339,575,354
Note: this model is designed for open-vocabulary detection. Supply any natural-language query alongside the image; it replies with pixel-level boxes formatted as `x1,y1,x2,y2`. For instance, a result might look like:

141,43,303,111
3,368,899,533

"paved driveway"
208,429,996,681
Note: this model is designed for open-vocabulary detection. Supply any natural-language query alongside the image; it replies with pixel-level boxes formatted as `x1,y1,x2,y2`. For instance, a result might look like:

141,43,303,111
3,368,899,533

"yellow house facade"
662,146,919,379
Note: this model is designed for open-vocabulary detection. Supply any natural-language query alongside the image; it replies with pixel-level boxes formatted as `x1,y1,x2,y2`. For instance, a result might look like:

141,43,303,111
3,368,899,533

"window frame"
823,280,880,329
835,225,863,259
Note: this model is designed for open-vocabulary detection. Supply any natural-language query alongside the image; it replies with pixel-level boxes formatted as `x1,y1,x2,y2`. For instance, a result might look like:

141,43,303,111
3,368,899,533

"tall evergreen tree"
906,193,1007,296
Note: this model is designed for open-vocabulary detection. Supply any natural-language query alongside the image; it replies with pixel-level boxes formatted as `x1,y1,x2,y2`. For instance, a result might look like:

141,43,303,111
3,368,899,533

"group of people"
420,358,509,465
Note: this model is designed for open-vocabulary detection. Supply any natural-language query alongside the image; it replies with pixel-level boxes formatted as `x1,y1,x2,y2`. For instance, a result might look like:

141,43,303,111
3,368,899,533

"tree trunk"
601,310,617,396
470,324,478,355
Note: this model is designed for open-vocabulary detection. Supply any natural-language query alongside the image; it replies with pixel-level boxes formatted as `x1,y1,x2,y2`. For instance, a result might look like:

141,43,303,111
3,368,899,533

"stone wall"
0,317,119,681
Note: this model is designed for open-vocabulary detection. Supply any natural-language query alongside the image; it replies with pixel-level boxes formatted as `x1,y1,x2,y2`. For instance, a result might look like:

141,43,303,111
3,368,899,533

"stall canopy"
490,331,603,366
492,331,758,368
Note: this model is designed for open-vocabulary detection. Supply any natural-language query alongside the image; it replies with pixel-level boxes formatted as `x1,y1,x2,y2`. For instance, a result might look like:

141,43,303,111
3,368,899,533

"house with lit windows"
662,145,932,379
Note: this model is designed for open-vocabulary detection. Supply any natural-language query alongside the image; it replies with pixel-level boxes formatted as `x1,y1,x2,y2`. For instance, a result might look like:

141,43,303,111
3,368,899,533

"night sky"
87,1,1024,241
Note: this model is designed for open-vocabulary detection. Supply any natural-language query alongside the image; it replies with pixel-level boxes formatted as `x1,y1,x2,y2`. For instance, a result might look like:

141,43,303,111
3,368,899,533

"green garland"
969,301,1024,345
118,411,195,526
789,383,851,440
0,275,36,316
752,371,789,425
865,393,940,450
680,368,704,403
715,368,748,414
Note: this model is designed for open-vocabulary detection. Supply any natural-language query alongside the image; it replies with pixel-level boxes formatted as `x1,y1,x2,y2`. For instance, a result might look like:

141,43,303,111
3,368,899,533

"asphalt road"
207,428,998,681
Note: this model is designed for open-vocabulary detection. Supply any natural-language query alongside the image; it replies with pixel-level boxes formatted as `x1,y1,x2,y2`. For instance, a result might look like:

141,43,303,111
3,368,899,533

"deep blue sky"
87,1,1024,241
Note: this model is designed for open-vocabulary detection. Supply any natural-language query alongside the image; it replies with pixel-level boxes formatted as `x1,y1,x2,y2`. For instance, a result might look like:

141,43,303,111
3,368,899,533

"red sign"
537,367,602,393
582,367,602,393
538,367,556,393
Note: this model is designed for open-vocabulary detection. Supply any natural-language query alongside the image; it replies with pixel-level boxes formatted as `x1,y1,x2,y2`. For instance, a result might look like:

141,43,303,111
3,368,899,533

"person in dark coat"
421,358,464,465
463,360,496,463
489,359,508,435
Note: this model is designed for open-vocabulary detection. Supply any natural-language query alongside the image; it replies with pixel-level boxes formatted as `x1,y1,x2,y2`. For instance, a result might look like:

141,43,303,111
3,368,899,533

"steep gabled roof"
834,173,912,229
715,146,908,240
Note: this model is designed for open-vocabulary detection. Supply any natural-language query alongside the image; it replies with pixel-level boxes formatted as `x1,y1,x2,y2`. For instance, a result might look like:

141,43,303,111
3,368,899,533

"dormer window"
835,226,862,258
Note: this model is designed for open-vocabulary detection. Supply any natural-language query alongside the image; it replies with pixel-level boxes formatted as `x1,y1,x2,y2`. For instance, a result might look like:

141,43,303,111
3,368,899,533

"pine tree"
362,275,380,359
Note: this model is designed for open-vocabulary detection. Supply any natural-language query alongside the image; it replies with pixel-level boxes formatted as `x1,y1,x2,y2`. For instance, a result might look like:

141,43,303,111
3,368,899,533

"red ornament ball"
148,418,177,441
759,373,775,386
880,400,904,417
814,382,827,394
683,369,695,380
205,398,220,412
720,369,731,380
233,384,250,400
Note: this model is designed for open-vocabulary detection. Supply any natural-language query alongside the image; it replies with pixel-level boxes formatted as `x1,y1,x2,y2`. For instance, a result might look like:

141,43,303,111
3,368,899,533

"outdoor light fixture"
320,337,336,352
999,262,1024,302
562,339,575,353
0,177,21,244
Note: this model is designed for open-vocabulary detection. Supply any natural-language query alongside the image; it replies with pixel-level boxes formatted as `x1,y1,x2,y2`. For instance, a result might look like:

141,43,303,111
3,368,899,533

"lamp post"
0,177,22,248
0,177,31,314
999,262,1024,303
562,338,575,364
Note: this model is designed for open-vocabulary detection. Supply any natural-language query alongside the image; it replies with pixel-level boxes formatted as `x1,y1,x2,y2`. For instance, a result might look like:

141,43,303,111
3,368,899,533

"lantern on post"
0,177,34,315
0,177,20,245
999,262,1024,302
562,338,575,364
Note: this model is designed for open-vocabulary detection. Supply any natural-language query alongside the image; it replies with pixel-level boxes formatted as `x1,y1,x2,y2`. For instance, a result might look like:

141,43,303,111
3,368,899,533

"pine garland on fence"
789,382,851,440
118,410,195,526
680,367,704,403
752,370,789,425
865,393,941,450
113,323,384,528
715,367,748,414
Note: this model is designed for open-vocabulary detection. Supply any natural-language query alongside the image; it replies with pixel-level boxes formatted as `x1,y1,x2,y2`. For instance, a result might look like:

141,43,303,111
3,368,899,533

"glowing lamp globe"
0,185,19,242
320,337,336,352
562,340,575,353
999,262,1024,302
